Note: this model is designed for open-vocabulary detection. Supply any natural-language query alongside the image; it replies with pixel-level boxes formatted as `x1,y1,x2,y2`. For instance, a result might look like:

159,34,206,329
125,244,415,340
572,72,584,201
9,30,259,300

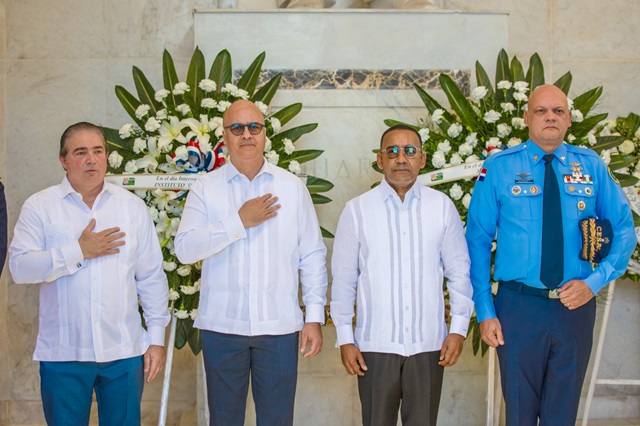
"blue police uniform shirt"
466,140,637,322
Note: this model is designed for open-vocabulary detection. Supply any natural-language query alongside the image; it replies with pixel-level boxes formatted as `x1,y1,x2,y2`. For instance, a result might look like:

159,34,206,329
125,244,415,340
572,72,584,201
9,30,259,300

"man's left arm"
440,197,474,367
296,182,328,357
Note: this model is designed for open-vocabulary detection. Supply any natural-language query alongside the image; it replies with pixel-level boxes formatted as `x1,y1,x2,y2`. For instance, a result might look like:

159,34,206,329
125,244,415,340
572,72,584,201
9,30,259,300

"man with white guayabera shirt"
331,124,474,425
175,100,328,425
9,122,169,425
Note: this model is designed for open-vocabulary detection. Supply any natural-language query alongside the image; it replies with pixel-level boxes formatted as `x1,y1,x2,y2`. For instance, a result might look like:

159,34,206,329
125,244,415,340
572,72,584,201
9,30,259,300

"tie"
540,154,564,289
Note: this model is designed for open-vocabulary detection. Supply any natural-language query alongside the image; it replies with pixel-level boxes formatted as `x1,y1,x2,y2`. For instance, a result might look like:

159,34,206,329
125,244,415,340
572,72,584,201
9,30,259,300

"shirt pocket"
505,184,543,221
563,184,596,219
43,222,75,250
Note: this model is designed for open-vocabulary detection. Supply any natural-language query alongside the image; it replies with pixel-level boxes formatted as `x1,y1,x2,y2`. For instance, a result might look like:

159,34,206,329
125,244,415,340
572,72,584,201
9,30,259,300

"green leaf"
439,74,479,129
608,154,635,171
162,49,180,109
311,194,332,204
174,319,188,350
591,135,625,154
271,103,302,127
570,113,608,138
510,55,526,83
384,119,418,129
495,49,512,88
525,53,545,92
306,175,334,193
626,112,640,134
615,172,639,188
103,127,134,152
474,61,495,100
185,47,206,112
252,73,282,104
320,226,334,238
115,85,143,125
208,49,233,96
288,149,325,164
132,66,160,114
573,86,603,115
187,326,202,355
633,210,640,228
553,72,572,95
272,123,318,143
237,51,265,97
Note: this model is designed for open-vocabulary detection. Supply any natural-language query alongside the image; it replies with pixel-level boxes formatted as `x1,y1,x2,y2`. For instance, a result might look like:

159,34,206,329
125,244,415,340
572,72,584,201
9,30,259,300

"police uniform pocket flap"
509,184,542,197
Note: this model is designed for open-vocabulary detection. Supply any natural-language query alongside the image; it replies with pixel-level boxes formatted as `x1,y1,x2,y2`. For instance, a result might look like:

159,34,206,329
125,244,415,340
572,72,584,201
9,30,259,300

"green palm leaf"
132,66,161,115
272,123,318,143
526,53,545,92
305,175,335,193
573,86,603,115
115,85,143,125
253,73,282,104
237,51,265,97
591,135,625,154
570,113,608,138
384,119,419,130
510,56,526,82
208,49,233,96
286,149,324,164
553,72,573,95
271,103,302,127
439,74,479,129
311,194,332,204
475,61,495,100
162,49,180,109
186,47,206,112
413,83,452,132
495,49,512,88
320,226,335,238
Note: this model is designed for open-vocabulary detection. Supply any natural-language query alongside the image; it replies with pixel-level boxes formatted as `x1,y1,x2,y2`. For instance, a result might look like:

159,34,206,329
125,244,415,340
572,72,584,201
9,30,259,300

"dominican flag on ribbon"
477,167,488,182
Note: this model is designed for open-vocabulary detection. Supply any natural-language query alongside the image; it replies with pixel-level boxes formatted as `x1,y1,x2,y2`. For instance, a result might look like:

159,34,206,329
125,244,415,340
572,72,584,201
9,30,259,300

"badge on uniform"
564,162,593,184
477,168,487,182
579,218,613,264
515,172,533,183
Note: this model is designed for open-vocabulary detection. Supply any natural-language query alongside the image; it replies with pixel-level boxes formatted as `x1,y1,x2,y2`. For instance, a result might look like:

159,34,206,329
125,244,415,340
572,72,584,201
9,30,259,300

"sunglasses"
383,145,420,159
224,122,266,136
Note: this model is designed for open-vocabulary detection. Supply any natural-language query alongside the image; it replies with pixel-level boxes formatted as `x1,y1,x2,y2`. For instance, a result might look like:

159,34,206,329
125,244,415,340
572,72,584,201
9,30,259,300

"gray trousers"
358,351,444,426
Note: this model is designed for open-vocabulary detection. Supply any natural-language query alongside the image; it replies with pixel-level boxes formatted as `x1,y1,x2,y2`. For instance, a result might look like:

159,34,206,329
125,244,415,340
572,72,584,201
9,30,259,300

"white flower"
572,110,584,123
217,101,231,112
512,117,526,130
432,151,446,168
288,160,302,175
135,190,148,200
497,80,512,90
283,138,295,154
465,133,478,147
497,123,512,138
447,123,463,138
108,151,123,168
437,140,452,154
486,137,501,148
450,184,464,200
156,109,168,120
514,81,529,93
135,104,151,120
189,309,198,320
450,153,463,165
266,150,279,165
148,205,159,222
180,284,198,295
471,86,489,102
173,82,190,95
567,134,576,143
458,143,473,156
168,289,180,301
587,132,597,146
201,98,218,109
264,137,272,152
198,78,217,92
145,117,161,132
507,137,522,148
176,104,191,116
155,89,170,102
462,193,472,209
177,265,192,277
419,127,430,142
600,150,611,165
184,115,214,147
173,145,188,164
567,98,574,110
254,101,269,115
513,92,528,103
635,127,640,140
163,261,177,272
124,159,138,173
269,117,282,134
157,116,187,149
465,154,480,163
501,102,515,113
431,109,445,124
194,278,202,291
119,123,133,138
175,309,189,319
221,83,249,99
619,139,635,155
484,110,501,123
132,138,146,154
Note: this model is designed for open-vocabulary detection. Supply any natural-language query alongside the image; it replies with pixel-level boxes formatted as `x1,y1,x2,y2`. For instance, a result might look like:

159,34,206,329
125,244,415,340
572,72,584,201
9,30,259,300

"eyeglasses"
224,122,266,136
383,145,420,159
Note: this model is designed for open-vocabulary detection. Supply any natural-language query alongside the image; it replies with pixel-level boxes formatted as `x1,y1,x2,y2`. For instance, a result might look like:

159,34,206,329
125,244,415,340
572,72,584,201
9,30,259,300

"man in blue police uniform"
466,84,636,425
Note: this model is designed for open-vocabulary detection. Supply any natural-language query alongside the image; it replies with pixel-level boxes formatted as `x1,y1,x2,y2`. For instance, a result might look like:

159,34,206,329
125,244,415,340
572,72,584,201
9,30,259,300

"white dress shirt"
9,177,169,362
174,161,328,336
331,179,474,356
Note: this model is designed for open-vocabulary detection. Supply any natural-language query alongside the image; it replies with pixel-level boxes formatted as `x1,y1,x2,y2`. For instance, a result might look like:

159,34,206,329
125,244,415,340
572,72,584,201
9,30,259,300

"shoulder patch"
477,167,488,182
608,167,620,184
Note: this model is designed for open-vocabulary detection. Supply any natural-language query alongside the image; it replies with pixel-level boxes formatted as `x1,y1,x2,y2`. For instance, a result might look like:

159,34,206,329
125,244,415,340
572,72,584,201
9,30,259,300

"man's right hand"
78,218,126,259
238,193,281,228
340,344,368,376
479,318,505,348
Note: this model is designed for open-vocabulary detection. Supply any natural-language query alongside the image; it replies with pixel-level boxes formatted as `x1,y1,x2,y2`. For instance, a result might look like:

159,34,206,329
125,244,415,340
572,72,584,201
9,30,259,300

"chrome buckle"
548,289,560,299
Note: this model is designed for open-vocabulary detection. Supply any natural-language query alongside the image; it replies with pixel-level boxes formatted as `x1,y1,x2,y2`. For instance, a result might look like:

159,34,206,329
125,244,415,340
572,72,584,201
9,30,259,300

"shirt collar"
224,158,274,183
526,139,568,166
58,175,112,198
378,177,422,203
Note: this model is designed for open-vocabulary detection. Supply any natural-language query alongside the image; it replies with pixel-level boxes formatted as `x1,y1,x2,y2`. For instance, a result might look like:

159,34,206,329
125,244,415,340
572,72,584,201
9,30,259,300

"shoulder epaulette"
565,143,599,158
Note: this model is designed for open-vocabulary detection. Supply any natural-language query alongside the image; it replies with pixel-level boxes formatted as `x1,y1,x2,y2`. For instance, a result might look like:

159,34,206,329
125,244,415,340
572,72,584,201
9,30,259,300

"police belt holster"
500,280,560,299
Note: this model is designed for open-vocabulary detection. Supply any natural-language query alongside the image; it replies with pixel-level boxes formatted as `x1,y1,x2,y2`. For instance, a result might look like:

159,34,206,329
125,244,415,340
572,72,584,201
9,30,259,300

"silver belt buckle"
548,289,560,299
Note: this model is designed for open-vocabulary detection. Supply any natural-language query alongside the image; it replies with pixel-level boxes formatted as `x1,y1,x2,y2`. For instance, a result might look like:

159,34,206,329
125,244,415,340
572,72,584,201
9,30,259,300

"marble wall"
0,0,638,425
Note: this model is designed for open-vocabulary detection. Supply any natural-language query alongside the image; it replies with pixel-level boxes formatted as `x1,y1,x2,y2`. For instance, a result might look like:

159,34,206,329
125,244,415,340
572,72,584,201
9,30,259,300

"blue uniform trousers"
496,284,596,426
40,356,144,426
201,330,299,426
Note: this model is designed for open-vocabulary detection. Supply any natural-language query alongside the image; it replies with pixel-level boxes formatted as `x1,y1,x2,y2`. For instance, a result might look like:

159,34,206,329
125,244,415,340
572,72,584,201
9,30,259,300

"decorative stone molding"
278,0,336,8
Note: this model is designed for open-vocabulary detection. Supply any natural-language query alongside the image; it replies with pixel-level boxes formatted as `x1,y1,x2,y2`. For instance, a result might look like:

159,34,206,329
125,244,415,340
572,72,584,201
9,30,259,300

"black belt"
500,280,560,299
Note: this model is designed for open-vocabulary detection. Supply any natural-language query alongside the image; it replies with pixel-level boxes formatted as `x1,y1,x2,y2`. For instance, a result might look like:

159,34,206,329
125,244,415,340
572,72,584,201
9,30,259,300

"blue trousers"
201,330,299,426
496,284,596,426
40,356,144,426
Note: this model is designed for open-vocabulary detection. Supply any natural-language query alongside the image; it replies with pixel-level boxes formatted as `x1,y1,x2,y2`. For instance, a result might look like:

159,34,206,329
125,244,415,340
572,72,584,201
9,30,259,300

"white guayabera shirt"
175,161,328,336
331,179,474,356
9,177,169,362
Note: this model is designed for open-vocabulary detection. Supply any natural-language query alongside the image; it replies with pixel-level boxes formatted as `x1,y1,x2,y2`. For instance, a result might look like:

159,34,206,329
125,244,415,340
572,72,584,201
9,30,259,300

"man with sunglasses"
331,124,473,425
175,100,327,425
